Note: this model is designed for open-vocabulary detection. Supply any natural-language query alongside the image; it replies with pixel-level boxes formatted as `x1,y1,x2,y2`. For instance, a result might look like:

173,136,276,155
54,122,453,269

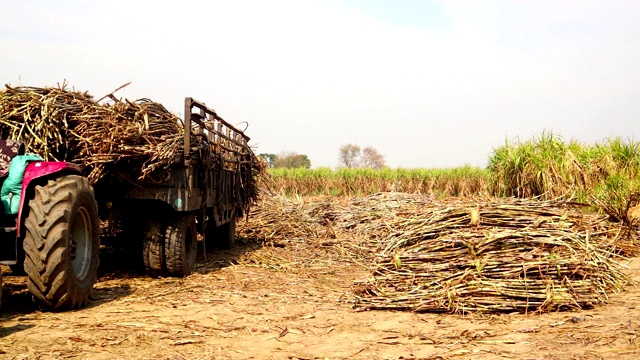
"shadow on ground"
0,273,134,316
0,235,263,325
98,234,264,277
195,236,264,274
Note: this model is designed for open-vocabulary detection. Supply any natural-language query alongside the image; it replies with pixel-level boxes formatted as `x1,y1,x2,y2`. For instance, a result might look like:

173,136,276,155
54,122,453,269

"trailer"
94,97,253,277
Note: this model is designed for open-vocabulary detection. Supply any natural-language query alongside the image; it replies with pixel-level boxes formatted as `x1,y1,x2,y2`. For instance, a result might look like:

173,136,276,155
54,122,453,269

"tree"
259,153,276,168
273,151,312,169
361,146,386,169
338,144,361,168
338,144,386,169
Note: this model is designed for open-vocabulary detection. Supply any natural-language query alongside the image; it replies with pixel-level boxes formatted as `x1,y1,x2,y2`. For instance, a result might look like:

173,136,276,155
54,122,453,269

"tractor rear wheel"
164,213,197,277
23,175,99,310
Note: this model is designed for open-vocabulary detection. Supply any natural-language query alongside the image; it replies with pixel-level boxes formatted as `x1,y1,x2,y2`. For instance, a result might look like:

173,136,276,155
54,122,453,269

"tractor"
0,140,100,311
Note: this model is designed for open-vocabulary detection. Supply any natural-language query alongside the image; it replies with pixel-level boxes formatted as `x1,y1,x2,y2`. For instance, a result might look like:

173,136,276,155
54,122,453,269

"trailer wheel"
206,216,236,250
23,175,99,311
164,213,197,277
142,220,165,277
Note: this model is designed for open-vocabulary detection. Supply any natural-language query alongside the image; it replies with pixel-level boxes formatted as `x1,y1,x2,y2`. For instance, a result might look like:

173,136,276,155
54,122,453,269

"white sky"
1,0,638,168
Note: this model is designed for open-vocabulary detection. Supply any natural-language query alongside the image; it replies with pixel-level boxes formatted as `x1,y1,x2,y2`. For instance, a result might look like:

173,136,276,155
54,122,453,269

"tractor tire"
23,175,100,311
206,216,236,250
164,213,197,277
142,220,165,277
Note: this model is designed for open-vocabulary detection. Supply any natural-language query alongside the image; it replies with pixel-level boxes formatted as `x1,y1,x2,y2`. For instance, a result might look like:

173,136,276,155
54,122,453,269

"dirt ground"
1,236,639,360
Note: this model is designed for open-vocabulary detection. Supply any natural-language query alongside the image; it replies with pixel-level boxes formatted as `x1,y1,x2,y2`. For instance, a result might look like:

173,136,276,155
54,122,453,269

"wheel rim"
70,206,92,280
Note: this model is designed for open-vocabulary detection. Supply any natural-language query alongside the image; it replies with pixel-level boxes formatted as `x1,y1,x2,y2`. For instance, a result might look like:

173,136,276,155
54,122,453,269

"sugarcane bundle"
0,85,186,180
0,84,264,204
348,196,632,313
354,227,628,313
0,85,94,161
72,98,185,182
240,195,335,242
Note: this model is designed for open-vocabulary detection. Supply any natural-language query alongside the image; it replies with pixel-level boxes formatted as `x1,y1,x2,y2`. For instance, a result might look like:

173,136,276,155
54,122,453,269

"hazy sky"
1,0,638,168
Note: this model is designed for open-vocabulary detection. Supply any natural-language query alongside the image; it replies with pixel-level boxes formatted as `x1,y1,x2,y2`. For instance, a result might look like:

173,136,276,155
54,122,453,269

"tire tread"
23,175,99,310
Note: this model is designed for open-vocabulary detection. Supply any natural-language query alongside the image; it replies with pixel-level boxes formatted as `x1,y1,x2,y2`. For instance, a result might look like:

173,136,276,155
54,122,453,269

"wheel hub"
70,206,92,280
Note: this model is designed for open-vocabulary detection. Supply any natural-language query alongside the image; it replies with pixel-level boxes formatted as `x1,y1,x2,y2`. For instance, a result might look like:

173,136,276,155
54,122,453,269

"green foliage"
269,166,489,196
592,173,640,223
268,132,640,223
488,132,640,219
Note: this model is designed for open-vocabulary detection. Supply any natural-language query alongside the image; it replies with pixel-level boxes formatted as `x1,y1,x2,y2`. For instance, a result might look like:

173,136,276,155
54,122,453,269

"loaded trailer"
94,97,253,277
0,92,258,310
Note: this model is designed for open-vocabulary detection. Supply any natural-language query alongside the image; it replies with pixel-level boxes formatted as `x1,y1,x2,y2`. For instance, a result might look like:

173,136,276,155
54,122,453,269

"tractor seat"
0,140,26,178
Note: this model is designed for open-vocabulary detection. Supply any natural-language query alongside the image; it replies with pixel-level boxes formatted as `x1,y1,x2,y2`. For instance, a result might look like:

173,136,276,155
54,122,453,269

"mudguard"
16,161,82,237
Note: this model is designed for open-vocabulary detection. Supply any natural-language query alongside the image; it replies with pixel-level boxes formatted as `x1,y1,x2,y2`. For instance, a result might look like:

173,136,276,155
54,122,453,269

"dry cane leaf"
278,327,289,338
173,339,202,346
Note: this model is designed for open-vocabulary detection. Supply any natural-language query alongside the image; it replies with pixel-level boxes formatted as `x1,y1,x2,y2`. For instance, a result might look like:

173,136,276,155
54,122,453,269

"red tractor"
0,140,100,311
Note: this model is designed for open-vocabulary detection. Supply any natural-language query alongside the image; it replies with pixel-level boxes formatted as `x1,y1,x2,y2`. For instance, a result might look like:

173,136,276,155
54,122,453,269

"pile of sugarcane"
73,97,185,182
238,195,336,242
353,201,628,313
0,84,264,202
237,193,636,313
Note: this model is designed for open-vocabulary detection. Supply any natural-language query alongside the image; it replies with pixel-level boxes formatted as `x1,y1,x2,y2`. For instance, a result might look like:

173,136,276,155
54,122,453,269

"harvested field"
1,193,639,359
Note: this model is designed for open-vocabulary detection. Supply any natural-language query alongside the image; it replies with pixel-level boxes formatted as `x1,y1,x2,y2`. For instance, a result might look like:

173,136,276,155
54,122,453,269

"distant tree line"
338,144,386,169
259,144,385,169
259,151,311,169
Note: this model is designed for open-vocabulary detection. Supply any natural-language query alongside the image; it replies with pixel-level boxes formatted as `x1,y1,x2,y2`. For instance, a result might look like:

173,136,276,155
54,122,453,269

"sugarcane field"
0,83,638,360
